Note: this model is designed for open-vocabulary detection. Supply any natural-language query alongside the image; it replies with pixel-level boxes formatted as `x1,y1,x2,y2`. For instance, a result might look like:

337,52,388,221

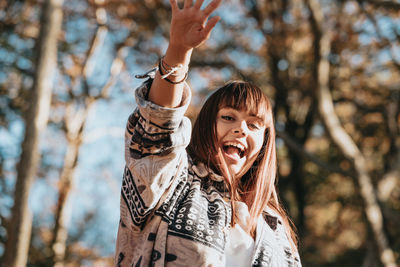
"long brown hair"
187,81,298,249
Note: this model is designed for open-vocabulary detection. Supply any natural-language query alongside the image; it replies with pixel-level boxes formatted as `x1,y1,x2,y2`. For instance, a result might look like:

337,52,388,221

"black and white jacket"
114,78,301,267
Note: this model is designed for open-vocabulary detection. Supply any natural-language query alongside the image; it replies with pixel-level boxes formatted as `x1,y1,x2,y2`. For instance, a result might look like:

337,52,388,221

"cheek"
216,120,228,141
252,133,265,154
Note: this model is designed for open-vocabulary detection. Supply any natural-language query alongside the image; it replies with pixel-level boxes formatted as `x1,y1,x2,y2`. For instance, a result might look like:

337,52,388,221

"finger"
170,0,179,12
201,16,220,39
184,0,193,8
203,0,222,16
194,0,205,9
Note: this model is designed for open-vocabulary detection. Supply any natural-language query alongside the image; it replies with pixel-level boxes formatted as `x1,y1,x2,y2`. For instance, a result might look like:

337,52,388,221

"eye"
248,123,260,130
221,115,234,121
248,121,263,130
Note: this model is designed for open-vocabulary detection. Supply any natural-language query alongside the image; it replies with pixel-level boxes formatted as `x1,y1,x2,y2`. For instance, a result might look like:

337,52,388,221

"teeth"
224,142,245,154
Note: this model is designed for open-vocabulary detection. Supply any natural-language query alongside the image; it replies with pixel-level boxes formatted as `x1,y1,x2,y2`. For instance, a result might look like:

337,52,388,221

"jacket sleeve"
120,78,192,230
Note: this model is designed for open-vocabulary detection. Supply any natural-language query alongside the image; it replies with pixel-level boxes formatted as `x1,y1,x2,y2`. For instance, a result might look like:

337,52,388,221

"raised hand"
149,0,221,108
169,0,222,50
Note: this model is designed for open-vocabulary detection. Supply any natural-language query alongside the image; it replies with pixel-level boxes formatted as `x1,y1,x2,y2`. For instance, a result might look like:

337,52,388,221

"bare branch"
96,37,132,99
362,0,400,10
277,130,352,177
358,2,400,71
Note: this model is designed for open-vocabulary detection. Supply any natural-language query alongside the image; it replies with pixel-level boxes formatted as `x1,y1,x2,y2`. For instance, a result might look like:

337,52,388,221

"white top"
225,223,255,267
225,201,256,267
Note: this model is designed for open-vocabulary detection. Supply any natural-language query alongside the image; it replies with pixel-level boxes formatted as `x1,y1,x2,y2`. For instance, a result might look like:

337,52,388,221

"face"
216,107,266,179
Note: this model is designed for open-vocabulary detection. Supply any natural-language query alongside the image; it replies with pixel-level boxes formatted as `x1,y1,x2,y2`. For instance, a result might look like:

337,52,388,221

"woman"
115,0,301,266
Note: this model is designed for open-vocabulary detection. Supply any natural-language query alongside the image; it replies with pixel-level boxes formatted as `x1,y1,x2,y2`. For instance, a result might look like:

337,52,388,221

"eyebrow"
220,107,265,123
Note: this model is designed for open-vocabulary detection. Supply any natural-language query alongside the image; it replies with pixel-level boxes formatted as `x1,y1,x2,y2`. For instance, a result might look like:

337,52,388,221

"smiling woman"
114,0,301,266
190,81,270,181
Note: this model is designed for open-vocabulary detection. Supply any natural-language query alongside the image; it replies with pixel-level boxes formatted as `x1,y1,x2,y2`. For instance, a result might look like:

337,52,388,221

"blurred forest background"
0,0,399,266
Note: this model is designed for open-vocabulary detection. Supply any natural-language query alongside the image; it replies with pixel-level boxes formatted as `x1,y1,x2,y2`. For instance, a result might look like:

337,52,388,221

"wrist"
165,44,193,67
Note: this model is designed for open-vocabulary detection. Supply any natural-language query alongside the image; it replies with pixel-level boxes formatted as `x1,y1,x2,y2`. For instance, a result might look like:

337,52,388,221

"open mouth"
222,142,246,159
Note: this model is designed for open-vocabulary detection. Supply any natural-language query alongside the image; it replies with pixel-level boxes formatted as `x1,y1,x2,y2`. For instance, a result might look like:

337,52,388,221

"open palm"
169,0,222,50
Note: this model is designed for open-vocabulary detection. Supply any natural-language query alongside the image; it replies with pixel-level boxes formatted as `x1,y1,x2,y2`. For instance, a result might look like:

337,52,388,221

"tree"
3,0,64,266
50,9,130,265
306,0,397,265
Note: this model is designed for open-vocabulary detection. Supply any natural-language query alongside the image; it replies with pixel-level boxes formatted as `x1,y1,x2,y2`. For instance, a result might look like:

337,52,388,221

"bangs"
217,81,271,125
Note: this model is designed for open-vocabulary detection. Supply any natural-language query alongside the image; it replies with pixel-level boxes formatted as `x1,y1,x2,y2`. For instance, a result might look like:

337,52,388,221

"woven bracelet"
158,60,188,84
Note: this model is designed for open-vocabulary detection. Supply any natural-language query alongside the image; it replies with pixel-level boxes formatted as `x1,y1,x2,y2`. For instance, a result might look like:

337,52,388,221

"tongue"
226,146,240,157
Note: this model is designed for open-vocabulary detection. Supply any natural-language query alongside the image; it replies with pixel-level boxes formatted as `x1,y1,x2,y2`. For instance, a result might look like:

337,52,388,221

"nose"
233,121,249,136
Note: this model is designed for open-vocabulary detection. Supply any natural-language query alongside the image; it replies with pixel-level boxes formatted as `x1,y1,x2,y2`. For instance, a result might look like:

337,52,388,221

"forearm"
148,45,193,108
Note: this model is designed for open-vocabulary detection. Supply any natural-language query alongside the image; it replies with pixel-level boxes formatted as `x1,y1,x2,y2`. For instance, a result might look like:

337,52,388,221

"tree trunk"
51,101,93,267
306,0,397,266
3,0,63,266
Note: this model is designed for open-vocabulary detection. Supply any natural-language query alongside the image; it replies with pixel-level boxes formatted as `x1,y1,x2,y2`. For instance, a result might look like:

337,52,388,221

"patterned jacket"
114,78,302,267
